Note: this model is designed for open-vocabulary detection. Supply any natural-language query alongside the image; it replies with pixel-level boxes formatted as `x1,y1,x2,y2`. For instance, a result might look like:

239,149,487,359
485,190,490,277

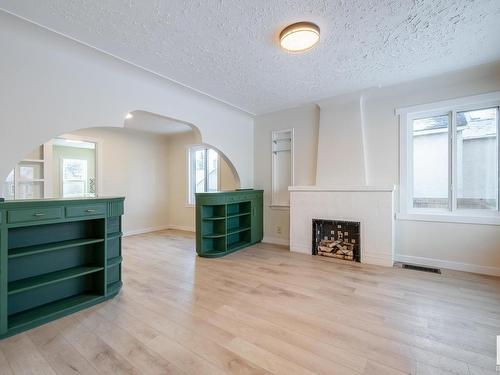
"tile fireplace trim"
289,189,395,267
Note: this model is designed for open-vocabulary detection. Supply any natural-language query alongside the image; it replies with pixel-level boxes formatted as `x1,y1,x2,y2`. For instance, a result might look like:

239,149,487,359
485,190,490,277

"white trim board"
395,254,500,277
167,224,195,232
262,236,290,247
395,91,500,115
289,185,395,192
123,224,194,237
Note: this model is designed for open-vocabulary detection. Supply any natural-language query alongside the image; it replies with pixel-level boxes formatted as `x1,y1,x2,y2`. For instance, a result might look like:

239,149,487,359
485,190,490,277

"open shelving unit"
0,197,124,339
196,190,263,258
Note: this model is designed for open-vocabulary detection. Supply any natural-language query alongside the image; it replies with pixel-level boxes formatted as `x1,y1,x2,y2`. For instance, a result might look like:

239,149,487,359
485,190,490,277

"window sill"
397,212,500,226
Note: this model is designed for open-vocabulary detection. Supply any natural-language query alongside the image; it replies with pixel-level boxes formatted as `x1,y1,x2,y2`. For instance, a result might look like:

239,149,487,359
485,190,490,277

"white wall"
360,62,500,272
254,105,320,245
71,128,170,235
256,62,500,273
0,11,254,192
316,93,367,186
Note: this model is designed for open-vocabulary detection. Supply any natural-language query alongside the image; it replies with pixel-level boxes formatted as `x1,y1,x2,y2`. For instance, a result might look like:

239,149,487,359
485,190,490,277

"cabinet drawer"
8,207,64,224
66,204,106,218
200,196,225,205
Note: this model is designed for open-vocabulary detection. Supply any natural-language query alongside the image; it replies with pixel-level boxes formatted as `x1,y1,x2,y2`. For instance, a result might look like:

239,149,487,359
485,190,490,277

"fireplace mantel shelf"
288,185,396,192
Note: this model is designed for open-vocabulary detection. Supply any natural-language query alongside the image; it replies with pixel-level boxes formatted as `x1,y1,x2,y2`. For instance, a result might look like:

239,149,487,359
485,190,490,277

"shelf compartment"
107,256,122,268
202,205,225,221
8,266,104,295
8,293,102,331
107,235,121,260
8,220,105,250
107,281,122,296
227,240,251,252
227,229,251,253
202,216,226,221
107,259,121,285
201,237,225,255
226,227,251,236
107,231,123,240
107,216,121,234
8,238,104,259
226,202,251,217
202,233,226,238
227,213,251,235
227,212,251,219
201,218,225,239
197,249,227,258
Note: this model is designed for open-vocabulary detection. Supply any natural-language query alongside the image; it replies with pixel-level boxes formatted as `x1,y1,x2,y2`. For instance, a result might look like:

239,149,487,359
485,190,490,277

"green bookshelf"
0,197,124,339
196,190,263,257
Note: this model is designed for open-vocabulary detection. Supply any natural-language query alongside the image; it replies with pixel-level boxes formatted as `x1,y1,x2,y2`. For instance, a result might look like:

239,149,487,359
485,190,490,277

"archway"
2,111,241,235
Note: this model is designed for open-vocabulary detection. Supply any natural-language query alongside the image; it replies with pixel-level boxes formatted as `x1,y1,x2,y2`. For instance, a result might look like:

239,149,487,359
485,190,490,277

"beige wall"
254,105,320,245
165,131,198,230
15,127,240,235
166,131,240,231
71,127,170,235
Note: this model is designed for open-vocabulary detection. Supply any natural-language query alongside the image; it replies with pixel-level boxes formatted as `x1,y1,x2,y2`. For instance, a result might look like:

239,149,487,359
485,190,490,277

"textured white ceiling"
1,0,499,114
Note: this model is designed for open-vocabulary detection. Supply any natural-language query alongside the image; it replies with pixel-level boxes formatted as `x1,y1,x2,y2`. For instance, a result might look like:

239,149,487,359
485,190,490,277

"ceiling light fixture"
125,113,133,120
280,22,320,52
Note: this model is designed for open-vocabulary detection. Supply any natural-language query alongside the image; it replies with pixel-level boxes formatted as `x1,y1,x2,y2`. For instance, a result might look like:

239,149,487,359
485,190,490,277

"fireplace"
312,219,360,262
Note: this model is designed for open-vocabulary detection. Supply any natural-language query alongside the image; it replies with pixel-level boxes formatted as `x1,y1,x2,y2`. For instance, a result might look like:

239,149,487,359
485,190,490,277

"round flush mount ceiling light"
125,113,133,120
280,22,320,52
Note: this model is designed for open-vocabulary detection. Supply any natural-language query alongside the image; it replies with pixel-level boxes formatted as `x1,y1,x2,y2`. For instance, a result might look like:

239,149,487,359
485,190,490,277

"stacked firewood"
318,239,354,261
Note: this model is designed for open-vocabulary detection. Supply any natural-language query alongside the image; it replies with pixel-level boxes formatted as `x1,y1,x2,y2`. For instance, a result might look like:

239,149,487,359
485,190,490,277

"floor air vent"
402,264,441,274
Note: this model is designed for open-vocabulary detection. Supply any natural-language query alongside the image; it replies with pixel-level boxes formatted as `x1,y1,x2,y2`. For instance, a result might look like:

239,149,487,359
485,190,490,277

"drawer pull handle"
86,209,96,213
34,213,46,217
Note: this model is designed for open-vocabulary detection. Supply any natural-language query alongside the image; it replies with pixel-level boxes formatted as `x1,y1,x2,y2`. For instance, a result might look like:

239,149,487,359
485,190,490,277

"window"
188,146,219,204
62,158,88,198
399,92,500,224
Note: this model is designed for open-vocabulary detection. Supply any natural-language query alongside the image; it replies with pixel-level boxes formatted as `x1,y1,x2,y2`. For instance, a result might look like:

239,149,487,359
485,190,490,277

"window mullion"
450,110,457,212
204,148,209,192
497,107,500,212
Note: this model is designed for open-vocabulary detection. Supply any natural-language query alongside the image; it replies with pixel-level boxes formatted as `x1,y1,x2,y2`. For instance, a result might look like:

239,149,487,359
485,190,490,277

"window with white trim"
399,93,499,222
188,146,219,205
62,158,88,198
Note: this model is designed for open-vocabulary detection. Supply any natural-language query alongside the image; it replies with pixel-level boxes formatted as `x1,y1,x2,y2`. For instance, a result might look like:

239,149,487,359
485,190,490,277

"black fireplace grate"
312,219,360,262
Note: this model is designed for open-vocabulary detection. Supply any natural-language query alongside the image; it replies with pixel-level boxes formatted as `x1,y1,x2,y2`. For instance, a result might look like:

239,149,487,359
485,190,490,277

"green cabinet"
0,197,124,339
196,190,263,257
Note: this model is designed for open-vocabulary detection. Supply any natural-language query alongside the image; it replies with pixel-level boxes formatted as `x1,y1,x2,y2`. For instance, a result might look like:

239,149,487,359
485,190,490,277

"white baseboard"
395,254,500,277
362,253,394,267
262,236,289,247
167,224,195,232
123,224,194,237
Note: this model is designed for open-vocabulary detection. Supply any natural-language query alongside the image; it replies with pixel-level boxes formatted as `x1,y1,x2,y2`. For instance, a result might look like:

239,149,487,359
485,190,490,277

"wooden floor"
0,230,499,375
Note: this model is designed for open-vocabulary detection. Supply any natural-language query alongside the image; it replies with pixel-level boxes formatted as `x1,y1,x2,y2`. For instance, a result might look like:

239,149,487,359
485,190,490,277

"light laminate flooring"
0,230,499,375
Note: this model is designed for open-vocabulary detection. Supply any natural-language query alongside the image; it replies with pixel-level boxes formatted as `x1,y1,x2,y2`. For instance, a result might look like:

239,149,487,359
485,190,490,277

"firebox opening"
312,219,360,262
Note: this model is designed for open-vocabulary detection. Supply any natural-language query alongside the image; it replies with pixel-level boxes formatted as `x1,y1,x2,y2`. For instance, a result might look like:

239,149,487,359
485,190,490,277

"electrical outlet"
276,226,282,235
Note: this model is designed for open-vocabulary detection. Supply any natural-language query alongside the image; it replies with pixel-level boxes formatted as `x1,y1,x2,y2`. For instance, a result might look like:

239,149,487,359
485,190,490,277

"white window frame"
397,91,500,225
61,158,88,198
187,145,220,206
55,134,102,198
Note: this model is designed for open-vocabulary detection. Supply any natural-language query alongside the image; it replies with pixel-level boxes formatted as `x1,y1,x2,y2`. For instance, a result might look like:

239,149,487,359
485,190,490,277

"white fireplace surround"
289,185,396,267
